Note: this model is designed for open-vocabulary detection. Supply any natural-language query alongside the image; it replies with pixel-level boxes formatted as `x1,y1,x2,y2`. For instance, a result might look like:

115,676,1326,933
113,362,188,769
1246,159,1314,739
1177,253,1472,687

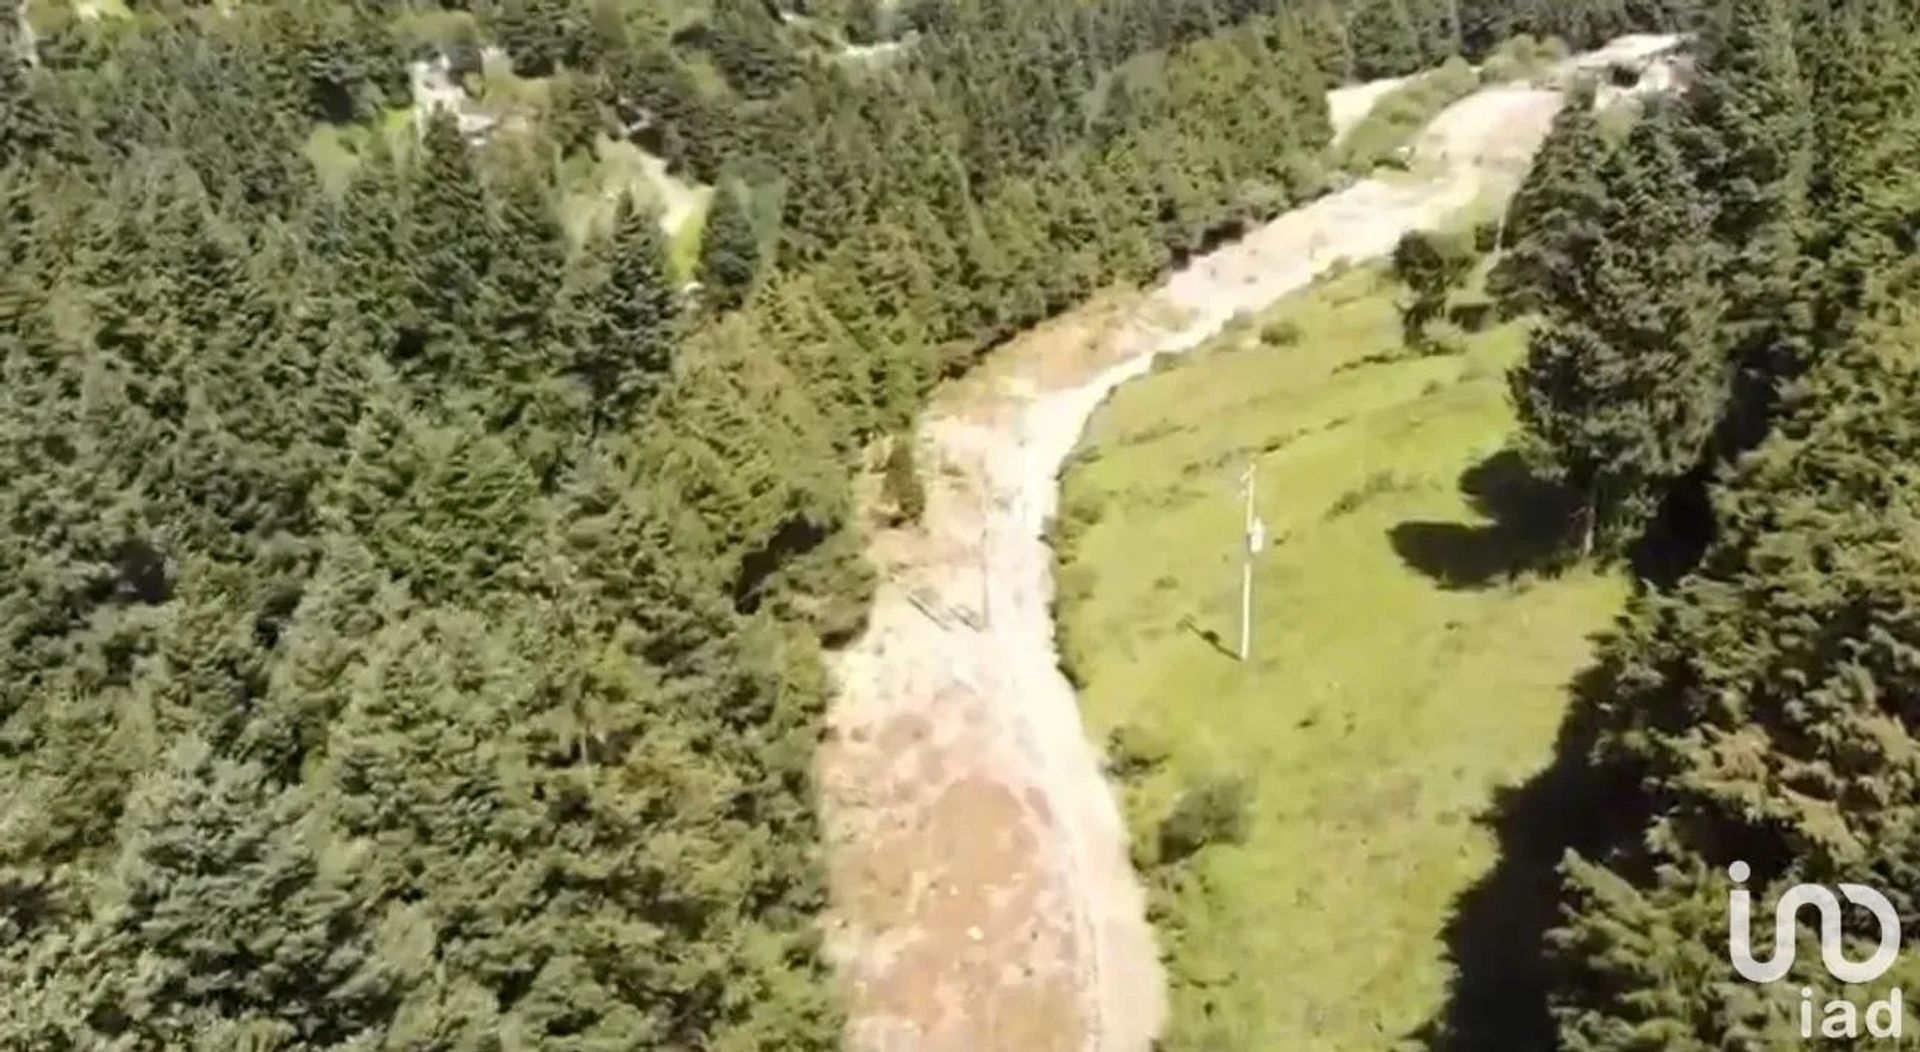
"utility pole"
1239,462,1266,663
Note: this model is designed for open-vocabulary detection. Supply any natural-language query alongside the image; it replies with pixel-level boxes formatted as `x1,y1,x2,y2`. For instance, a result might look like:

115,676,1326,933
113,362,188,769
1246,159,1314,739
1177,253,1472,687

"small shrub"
1448,299,1496,333
1049,488,1107,555
1325,470,1400,519
1055,561,1098,608
1396,230,1478,348
1057,629,1092,688
1473,220,1501,254
1415,319,1469,357
1051,562,1099,687
1107,724,1172,781
1392,229,1478,292
881,434,926,525
1158,772,1250,864
1260,317,1303,347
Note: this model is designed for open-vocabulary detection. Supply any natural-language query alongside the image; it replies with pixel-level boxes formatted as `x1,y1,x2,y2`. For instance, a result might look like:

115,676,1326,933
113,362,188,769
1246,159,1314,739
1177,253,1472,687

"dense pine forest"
1483,0,1920,1046
0,0,1687,1046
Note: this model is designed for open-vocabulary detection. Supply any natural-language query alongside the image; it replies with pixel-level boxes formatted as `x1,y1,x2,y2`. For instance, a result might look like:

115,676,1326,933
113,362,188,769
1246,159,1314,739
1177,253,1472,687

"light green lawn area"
1055,265,1627,1050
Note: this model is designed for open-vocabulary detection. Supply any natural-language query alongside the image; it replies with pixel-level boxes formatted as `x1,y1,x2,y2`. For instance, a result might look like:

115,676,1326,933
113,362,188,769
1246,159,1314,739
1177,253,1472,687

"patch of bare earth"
819,302,1143,1052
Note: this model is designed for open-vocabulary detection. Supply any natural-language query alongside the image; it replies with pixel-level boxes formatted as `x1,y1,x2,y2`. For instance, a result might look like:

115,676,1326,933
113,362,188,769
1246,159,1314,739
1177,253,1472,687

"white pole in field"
1239,463,1258,663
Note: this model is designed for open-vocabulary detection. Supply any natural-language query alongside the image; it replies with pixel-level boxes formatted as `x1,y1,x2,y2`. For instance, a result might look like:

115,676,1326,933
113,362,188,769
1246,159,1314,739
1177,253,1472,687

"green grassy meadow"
1054,265,1627,1049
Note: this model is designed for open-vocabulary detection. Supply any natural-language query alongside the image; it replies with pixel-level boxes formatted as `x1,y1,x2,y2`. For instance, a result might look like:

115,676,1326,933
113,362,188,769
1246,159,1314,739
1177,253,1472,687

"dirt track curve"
818,35,1681,1052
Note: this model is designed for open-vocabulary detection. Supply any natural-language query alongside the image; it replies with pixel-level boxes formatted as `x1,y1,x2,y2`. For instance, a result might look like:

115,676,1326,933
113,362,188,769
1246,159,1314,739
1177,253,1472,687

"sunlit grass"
1337,57,1480,173
1055,264,1625,1050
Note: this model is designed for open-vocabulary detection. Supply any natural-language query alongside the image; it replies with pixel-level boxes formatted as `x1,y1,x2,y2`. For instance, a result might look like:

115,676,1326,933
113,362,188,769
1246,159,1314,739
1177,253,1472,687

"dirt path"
817,35,1678,1052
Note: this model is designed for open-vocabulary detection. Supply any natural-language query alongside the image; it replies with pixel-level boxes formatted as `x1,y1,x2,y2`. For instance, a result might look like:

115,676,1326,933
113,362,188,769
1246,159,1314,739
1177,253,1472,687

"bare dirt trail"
818,35,1679,1052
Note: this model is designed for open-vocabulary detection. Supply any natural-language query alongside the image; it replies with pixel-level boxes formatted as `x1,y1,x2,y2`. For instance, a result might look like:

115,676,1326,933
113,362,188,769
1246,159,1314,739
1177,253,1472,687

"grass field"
1053,264,1626,1049
1336,57,1480,173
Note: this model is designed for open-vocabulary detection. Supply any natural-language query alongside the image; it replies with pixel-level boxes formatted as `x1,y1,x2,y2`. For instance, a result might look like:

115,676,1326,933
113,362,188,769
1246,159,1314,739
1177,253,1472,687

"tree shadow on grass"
1389,450,1576,590
1402,661,1648,1051
1176,614,1238,661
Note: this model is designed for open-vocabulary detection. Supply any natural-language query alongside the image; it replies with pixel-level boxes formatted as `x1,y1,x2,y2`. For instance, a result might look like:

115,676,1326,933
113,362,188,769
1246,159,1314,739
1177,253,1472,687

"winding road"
818,35,1681,1052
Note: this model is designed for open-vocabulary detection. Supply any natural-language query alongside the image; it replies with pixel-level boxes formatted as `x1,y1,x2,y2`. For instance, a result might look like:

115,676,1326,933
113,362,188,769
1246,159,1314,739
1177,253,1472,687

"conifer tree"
402,112,493,392
1392,228,1474,347
0,32,48,167
1550,303,1920,1050
1489,82,1608,315
882,433,926,525
705,0,799,100
477,162,568,421
563,199,680,434
699,178,768,312
1509,103,1725,556
1348,0,1427,78
748,271,874,447
489,0,596,77
1804,0,1920,327
1687,0,1816,450
1297,0,1354,81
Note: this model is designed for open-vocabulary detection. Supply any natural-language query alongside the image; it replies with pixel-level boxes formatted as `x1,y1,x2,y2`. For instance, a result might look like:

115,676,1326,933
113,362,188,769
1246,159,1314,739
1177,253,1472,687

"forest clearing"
1055,261,1623,1048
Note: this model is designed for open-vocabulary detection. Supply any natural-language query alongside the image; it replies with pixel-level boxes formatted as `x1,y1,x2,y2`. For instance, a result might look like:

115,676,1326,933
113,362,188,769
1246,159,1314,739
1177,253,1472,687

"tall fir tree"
1686,0,1816,451
699,178,768,312
563,199,681,436
1489,82,1609,316
1509,103,1726,556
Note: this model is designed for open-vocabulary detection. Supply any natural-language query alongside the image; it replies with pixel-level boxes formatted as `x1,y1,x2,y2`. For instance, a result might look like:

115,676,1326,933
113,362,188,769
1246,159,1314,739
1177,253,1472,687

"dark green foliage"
1157,772,1251,864
545,69,609,157
1348,0,1431,78
1508,103,1725,556
1551,307,1920,1050
881,433,927,525
1260,317,1303,347
401,112,492,387
1392,228,1475,346
704,0,800,100
1688,0,1815,451
1297,0,1355,80
700,177,769,311
0,10,842,1043
1467,5,1920,1048
1800,0,1920,332
0,39,49,166
0,0,1704,1047
563,200,680,434
1489,82,1608,314
484,0,598,77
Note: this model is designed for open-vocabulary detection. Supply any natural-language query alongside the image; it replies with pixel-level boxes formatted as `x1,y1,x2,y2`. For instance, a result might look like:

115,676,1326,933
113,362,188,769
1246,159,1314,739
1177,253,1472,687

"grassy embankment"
1338,34,1571,175
1052,260,1625,1049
